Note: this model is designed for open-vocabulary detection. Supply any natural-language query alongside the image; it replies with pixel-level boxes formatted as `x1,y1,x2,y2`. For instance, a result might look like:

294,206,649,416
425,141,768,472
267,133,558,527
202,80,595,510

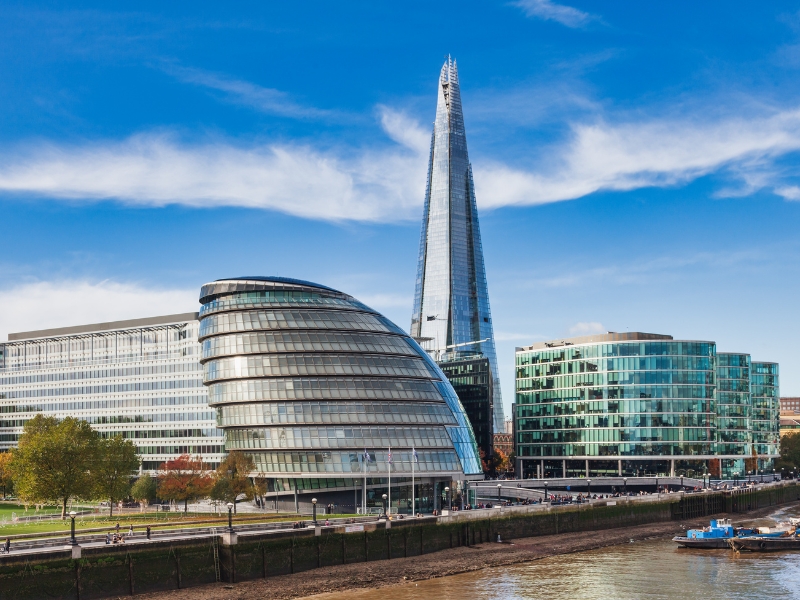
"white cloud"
568,321,605,335
0,280,197,341
474,107,800,209
512,0,595,28
0,131,426,222
163,64,337,120
775,185,800,200
377,105,431,154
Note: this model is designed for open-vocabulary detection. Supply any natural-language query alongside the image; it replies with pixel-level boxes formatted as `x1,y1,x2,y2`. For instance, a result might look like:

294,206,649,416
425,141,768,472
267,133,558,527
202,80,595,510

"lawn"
0,507,357,537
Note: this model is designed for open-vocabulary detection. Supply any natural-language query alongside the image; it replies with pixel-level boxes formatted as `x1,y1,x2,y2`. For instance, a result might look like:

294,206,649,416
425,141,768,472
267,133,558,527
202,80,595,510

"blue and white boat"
673,518,760,549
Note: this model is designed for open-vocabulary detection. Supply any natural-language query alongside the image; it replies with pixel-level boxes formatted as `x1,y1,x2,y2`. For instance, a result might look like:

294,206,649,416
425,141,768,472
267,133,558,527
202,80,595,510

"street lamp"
69,511,77,546
226,502,234,533
680,476,684,492
312,497,318,525
655,476,659,497
444,486,450,513
733,472,738,488
497,483,502,505
381,494,388,518
586,479,591,500
544,481,548,503
623,477,628,496
760,470,764,484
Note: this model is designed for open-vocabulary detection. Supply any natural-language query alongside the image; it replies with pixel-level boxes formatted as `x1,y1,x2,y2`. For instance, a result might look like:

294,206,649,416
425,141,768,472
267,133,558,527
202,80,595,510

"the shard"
411,57,504,435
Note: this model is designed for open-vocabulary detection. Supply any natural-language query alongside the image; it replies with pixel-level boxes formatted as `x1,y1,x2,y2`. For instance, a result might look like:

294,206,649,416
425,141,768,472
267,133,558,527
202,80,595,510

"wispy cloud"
474,106,800,209
163,64,338,120
0,126,427,222
512,0,596,28
0,280,196,341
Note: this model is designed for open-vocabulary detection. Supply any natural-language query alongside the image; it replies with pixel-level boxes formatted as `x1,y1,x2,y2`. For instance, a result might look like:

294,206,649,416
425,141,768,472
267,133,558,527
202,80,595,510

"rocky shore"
136,507,783,600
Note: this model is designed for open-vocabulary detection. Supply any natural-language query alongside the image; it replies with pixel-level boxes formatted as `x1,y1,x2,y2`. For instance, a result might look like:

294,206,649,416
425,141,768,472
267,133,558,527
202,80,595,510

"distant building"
0,314,224,471
438,355,493,461
515,332,779,479
781,397,800,413
780,414,800,437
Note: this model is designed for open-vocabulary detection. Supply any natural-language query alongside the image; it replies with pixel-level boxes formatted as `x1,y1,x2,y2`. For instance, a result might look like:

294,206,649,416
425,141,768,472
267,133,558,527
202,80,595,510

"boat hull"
673,536,731,549
729,537,800,552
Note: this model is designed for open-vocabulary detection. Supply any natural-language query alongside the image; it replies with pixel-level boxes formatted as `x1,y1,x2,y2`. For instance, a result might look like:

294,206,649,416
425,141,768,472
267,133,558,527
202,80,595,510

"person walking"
128,524,134,536
146,526,151,540
4,538,9,554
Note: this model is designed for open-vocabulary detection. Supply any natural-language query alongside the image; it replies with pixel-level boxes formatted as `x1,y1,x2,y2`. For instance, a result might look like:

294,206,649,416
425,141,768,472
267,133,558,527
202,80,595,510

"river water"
314,505,800,600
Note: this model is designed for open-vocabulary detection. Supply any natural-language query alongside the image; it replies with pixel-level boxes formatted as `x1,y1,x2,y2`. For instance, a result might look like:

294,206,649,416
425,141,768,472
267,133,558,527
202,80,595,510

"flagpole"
388,447,392,517
363,449,367,514
411,448,415,517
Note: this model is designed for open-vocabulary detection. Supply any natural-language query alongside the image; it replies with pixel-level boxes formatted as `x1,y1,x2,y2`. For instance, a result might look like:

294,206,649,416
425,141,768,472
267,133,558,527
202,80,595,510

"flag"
387,447,393,465
364,448,372,463
412,447,419,463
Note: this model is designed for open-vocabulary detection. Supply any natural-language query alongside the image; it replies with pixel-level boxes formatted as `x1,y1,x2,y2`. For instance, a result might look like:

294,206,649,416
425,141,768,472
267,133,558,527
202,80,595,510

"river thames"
314,506,800,600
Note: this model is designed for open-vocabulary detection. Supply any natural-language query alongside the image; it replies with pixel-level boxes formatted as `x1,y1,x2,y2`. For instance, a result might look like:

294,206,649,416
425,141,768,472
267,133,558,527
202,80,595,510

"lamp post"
496,483,502,505
69,511,77,546
760,469,764,484
734,472,738,488
586,479,591,500
312,497,318,525
680,475,684,492
544,481,548,503
444,486,450,513
226,502,234,533
381,494,388,518
623,477,627,496
655,476,659,497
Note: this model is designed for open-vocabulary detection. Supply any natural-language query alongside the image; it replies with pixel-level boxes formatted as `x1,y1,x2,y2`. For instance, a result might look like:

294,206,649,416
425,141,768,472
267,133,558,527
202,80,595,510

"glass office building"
199,277,482,513
410,57,504,434
751,361,780,467
515,332,780,478
0,314,224,471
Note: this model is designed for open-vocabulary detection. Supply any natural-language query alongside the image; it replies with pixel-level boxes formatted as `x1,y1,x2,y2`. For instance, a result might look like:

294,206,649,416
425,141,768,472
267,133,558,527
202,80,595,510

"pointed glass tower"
411,58,504,434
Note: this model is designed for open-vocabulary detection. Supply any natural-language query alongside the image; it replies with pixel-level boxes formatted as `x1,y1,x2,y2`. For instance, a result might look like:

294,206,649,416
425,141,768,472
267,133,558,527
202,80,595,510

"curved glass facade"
199,277,482,486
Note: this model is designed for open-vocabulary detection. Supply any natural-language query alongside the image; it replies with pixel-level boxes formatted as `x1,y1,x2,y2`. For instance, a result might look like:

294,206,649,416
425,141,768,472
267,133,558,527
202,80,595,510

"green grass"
0,503,62,519
0,508,358,537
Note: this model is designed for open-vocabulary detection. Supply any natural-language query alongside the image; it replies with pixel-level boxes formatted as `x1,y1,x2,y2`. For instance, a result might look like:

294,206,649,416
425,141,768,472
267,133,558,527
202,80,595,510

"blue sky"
2,2,800,411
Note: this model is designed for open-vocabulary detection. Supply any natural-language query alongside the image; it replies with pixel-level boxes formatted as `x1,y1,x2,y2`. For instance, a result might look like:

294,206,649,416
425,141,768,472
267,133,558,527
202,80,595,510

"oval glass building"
198,277,481,514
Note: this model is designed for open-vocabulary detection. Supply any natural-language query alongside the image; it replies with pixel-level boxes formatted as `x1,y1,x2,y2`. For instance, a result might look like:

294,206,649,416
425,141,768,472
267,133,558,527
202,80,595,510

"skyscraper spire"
411,58,504,434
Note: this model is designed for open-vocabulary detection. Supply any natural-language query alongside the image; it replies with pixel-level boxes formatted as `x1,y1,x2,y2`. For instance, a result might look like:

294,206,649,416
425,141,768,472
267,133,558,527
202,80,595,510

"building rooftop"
7,312,199,342
516,332,674,352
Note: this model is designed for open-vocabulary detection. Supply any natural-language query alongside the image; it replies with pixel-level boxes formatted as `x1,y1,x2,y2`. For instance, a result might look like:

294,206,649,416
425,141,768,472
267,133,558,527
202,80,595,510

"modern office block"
751,361,780,467
438,355,493,461
0,314,224,471
515,332,780,479
410,57,504,434
199,276,482,513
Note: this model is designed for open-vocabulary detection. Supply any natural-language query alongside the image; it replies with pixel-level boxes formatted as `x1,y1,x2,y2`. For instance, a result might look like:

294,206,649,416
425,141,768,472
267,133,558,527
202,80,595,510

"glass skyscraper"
199,276,482,513
410,57,504,434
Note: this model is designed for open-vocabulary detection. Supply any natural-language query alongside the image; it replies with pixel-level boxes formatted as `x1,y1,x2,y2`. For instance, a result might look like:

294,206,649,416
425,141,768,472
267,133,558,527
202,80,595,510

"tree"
157,454,213,513
253,477,269,511
210,452,255,514
0,452,12,499
131,474,158,509
9,415,99,519
777,433,800,474
94,435,140,517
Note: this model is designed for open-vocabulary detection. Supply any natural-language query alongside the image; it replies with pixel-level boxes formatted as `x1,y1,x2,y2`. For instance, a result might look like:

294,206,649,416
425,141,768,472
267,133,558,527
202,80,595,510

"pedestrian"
4,538,9,554
128,524,133,535
106,533,111,545
115,522,120,533
146,526,151,540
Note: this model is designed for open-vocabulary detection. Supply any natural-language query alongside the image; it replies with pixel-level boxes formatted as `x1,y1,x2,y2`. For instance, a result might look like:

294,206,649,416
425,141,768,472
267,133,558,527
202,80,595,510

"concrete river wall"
1,483,798,600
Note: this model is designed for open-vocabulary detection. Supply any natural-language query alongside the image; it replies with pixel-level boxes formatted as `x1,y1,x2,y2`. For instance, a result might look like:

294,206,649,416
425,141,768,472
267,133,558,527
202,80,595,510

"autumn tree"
157,454,213,513
9,415,99,519
0,452,12,499
94,435,140,517
210,452,255,514
131,474,158,509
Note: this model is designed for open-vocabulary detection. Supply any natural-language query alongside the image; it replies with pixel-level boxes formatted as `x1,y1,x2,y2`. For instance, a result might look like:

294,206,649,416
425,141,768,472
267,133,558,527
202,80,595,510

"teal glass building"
515,332,779,479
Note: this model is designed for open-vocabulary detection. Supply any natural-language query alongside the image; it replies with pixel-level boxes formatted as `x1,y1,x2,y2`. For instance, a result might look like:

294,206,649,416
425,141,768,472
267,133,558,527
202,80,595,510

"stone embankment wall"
1,483,798,600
